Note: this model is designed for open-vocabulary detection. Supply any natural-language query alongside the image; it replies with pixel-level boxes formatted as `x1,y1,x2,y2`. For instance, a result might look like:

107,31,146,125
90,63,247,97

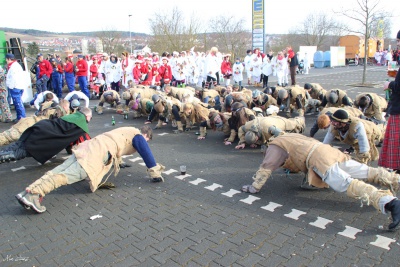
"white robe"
261,57,272,77
232,62,244,82
104,61,122,84
120,58,134,87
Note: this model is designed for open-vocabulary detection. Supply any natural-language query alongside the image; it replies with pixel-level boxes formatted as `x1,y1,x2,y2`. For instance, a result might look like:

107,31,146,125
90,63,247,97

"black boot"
385,199,400,230
0,150,16,163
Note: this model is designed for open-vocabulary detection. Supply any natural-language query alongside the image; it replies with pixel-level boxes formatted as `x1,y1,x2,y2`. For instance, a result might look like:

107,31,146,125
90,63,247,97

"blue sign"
253,0,263,11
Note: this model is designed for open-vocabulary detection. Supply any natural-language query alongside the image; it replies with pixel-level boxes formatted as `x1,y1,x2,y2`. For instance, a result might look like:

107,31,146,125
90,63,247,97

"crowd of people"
1,31,400,231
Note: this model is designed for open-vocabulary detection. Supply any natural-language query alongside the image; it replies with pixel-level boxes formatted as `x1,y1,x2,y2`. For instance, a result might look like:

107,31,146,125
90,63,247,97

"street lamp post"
129,14,132,54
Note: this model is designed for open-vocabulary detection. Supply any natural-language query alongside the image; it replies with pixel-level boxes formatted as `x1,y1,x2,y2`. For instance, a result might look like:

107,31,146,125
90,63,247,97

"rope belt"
306,142,322,170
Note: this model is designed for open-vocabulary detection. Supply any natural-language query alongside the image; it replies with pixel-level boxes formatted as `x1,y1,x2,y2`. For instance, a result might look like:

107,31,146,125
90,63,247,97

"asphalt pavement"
1,65,399,267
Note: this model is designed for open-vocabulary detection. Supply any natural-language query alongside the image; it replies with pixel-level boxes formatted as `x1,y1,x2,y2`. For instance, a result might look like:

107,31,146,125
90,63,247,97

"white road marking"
240,195,260,204
189,178,207,185
163,169,178,175
221,189,241,197
138,162,146,166
338,226,362,239
122,155,132,158
129,157,142,162
309,217,333,229
174,174,192,180
261,202,283,212
284,209,307,220
11,166,26,172
370,235,396,250
204,183,223,191
158,133,169,136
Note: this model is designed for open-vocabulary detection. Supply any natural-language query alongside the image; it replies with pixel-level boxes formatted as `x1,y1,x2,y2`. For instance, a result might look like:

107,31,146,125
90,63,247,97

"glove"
98,182,116,189
119,163,131,168
355,151,370,163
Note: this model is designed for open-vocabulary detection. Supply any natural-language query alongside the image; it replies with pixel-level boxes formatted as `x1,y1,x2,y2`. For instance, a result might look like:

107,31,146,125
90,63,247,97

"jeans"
78,76,90,98
9,88,26,120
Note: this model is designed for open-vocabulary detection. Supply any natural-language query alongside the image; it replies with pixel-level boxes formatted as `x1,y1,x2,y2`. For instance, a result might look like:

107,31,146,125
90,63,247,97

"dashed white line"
338,226,362,239
145,164,397,250
174,174,192,180
240,195,261,204
163,169,178,175
309,217,333,229
370,235,396,250
204,183,223,191
158,133,169,136
189,178,207,185
284,209,307,220
221,189,241,197
261,202,283,212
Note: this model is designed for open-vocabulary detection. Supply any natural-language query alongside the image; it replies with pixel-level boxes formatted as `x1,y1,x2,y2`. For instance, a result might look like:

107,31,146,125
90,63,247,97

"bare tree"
95,26,123,55
336,0,391,84
207,15,251,60
148,7,203,53
292,12,345,49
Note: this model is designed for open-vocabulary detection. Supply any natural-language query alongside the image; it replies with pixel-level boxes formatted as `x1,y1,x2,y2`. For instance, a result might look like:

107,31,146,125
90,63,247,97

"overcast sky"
1,0,399,37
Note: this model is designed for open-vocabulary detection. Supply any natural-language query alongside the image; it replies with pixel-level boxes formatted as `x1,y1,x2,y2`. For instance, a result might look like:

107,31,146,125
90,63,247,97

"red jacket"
89,63,99,81
55,64,64,73
76,59,88,77
152,66,161,84
141,63,151,74
141,71,153,86
64,62,74,74
287,49,295,59
158,64,172,82
38,59,52,78
133,66,142,81
221,60,232,75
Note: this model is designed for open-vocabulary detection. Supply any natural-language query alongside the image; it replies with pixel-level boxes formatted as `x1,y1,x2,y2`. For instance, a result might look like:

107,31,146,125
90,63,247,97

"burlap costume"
183,103,210,137
309,106,364,137
166,86,195,101
278,86,306,116
0,68,12,122
329,117,383,163
0,104,69,146
320,106,363,118
324,89,353,108
238,116,305,145
128,98,154,117
353,93,387,121
308,83,326,100
125,87,158,101
27,127,165,196
96,90,122,114
251,93,278,113
247,133,397,214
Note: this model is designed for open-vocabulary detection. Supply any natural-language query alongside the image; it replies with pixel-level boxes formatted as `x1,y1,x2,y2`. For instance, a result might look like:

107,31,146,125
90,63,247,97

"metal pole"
129,15,132,54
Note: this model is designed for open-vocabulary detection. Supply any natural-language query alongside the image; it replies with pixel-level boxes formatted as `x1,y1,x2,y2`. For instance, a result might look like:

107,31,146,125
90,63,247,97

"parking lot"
1,64,399,266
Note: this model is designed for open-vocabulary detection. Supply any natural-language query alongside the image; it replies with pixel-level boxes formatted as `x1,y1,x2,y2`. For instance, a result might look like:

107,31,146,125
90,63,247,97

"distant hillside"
0,27,148,38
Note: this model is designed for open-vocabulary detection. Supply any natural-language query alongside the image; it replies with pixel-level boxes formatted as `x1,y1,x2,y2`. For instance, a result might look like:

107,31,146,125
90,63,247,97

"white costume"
104,60,122,85
276,57,288,86
63,91,90,108
261,57,273,78
121,58,134,88
250,55,262,84
33,91,59,110
232,62,244,83
244,53,253,84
